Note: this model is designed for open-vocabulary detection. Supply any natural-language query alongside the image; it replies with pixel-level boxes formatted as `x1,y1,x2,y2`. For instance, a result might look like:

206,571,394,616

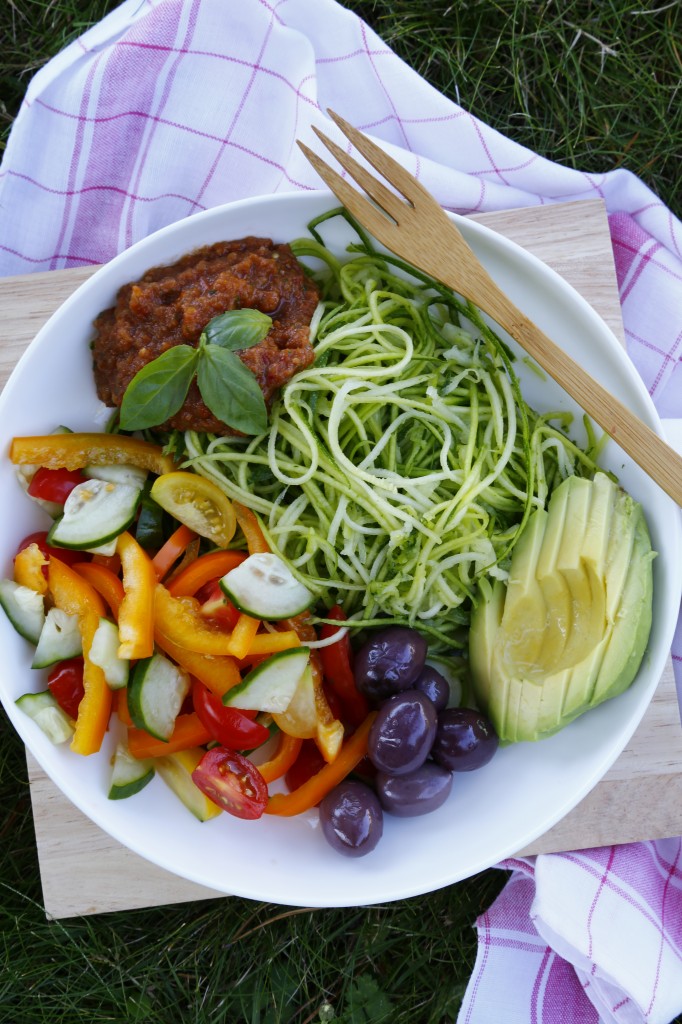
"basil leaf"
203,309,273,352
197,344,268,435
119,345,199,431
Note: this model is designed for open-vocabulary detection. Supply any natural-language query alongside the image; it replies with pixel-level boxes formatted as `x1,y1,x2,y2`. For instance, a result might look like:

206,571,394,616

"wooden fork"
298,109,682,507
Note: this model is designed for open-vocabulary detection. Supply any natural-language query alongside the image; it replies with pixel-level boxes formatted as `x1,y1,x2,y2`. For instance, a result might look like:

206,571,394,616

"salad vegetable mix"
1,211,654,857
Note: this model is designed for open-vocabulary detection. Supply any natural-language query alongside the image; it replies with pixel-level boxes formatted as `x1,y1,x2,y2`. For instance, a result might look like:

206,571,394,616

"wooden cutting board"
3,199,682,920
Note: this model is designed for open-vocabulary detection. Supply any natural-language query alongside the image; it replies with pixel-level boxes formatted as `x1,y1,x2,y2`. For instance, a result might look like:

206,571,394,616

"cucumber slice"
219,553,313,620
223,646,310,713
15,690,74,745
108,740,155,800
31,607,82,669
0,579,45,643
128,653,190,741
84,463,148,489
47,478,142,550
155,748,222,821
89,618,129,690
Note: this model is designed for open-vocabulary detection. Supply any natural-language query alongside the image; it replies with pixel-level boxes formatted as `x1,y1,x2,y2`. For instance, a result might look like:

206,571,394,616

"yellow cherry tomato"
150,472,237,548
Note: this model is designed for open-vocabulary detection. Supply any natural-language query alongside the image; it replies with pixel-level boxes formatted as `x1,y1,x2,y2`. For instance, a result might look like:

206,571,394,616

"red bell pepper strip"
48,557,111,756
265,712,376,816
117,532,156,660
151,523,197,580
318,606,369,727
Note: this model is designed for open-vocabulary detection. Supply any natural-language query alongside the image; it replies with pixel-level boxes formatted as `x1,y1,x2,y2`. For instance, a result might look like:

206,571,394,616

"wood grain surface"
3,199,682,919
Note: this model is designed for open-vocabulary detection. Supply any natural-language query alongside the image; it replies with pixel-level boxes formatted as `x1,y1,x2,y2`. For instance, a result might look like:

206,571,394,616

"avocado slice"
469,472,654,742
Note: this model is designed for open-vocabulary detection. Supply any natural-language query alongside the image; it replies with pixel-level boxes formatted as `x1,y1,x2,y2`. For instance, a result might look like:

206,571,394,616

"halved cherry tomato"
284,738,327,793
192,679,269,750
15,531,84,570
47,658,85,719
27,466,85,504
195,578,241,630
191,746,268,819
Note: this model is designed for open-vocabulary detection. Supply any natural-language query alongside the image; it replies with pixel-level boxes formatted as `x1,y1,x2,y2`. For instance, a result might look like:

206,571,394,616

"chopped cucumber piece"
155,748,222,821
84,462,148,489
89,618,129,690
223,646,310,713
0,579,45,644
16,690,74,744
220,552,313,620
108,740,154,800
128,653,190,741
47,478,142,550
32,607,82,669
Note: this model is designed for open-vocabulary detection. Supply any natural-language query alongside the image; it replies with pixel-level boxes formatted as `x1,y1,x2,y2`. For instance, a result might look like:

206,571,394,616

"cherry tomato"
15,531,85,569
191,746,268,819
284,738,327,793
47,658,85,719
192,679,270,750
27,467,86,504
195,578,240,630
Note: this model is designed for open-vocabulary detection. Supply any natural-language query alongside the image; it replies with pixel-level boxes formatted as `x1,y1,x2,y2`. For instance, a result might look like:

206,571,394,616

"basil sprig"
119,309,271,433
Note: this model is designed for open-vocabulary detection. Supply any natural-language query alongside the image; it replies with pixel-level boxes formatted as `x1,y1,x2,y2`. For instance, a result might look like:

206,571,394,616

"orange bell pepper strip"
154,583,242,656
224,612,261,659
234,502,269,554
167,549,247,597
127,713,212,759
237,630,301,661
114,687,133,727
116,532,156,660
72,562,124,618
153,624,242,697
48,557,112,756
13,542,48,594
265,712,376,816
10,432,177,475
256,732,303,784
151,523,196,580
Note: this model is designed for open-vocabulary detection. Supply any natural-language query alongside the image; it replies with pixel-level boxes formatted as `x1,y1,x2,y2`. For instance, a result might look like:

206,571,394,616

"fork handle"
469,274,682,507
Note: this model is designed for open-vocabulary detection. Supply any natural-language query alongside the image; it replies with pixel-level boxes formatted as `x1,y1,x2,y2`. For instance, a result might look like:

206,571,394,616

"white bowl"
0,191,679,907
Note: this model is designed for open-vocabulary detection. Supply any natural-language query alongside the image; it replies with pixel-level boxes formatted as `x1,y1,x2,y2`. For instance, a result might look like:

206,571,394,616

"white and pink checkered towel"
1,1,681,1020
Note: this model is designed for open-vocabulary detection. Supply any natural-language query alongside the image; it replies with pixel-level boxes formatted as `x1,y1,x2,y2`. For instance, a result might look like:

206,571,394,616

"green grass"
1,2,681,1022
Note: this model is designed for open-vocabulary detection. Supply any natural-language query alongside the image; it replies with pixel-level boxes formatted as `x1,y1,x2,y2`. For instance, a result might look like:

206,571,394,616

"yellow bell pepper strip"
13,542,48,595
127,712,212,759
265,712,377,816
116,532,156,660
167,549,247,598
48,556,112,756
154,583,241,656
233,501,269,554
237,630,301,661
256,732,303,784
224,612,261,659
151,523,196,580
72,562,124,618
10,432,177,476
153,629,242,698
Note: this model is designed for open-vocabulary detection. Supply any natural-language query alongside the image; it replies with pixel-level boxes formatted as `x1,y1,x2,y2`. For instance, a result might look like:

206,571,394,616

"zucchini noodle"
181,211,601,648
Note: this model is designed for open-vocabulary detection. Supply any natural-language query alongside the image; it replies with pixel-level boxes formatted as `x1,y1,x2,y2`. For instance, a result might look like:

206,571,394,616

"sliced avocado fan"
469,472,655,742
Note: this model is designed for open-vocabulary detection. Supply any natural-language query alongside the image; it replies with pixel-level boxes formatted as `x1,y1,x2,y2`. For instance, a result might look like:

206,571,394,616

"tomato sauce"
92,237,319,433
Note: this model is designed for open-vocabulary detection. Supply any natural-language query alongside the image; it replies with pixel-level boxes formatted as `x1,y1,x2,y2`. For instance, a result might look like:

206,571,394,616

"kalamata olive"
431,707,499,772
375,762,453,817
368,690,437,775
319,780,384,857
354,626,428,702
414,664,450,712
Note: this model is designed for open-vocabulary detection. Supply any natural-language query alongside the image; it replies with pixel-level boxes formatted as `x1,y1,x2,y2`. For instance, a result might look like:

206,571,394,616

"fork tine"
310,125,407,223
327,109,432,208
297,140,395,239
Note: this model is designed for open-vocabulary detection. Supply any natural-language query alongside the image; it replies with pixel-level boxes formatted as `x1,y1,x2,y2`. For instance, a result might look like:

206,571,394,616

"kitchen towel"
1,1,681,1021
